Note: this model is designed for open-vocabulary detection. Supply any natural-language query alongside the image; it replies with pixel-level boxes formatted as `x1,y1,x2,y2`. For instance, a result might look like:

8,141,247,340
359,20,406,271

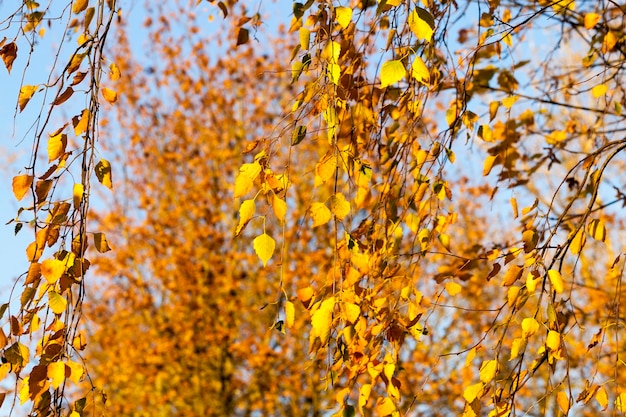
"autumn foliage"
2,0,626,416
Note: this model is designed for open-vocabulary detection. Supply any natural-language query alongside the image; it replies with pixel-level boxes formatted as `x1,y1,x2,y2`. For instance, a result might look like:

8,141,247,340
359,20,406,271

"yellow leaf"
463,382,484,403
521,317,539,339
411,56,430,85
602,32,617,53
72,0,88,14
18,85,37,112
93,232,112,253
73,183,83,209
73,109,90,136
95,159,113,189
109,62,121,80
272,195,287,223
596,386,608,410
335,6,352,29
501,264,523,286
584,13,600,29
253,233,275,267
314,152,337,186
526,272,540,292
12,175,33,201
234,173,253,198
546,330,561,350
327,63,340,85
102,87,117,104
445,281,461,296
510,197,518,218
587,219,606,241
41,259,65,284
48,291,67,315
557,391,570,414
66,360,84,383
375,397,396,416
547,269,564,294
329,193,350,220
322,41,341,64
310,202,332,227
501,95,518,109
380,60,406,88
615,392,626,413
343,302,360,324
510,337,526,360
311,297,335,342
483,154,497,176
19,377,29,405
358,384,372,414
299,27,310,50
323,105,338,144
569,228,586,255
47,361,66,389
591,84,608,98
48,133,67,162
408,8,434,42
285,301,295,328
489,101,500,121
235,199,256,236
479,359,497,383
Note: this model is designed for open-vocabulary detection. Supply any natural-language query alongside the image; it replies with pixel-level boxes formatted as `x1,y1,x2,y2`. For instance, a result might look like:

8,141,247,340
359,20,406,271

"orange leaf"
12,175,33,201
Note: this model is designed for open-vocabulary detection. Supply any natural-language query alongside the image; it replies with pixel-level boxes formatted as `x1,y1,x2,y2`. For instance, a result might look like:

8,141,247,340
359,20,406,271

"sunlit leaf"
235,199,256,236
445,281,461,296
483,155,497,176
380,60,406,88
569,228,586,255
72,0,88,14
284,301,295,328
311,297,335,342
109,62,121,80
546,330,560,350
41,259,65,284
584,12,600,29
557,391,570,414
299,27,310,50
47,361,66,389
587,219,606,241
408,7,434,41
375,396,396,416
0,42,17,73
95,159,113,189
591,84,607,98
310,202,332,227
322,41,341,64
329,193,350,220
93,232,112,253
48,291,67,315
314,152,337,186
463,382,484,403
73,183,84,209
48,133,67,162
272,195,287,223
479,359,497,383
521,317,539,339
73,109,90,136
596,386,608,410
102,87,117,104
411,56,429,85
547,269,564,294
253,233,275,267
18,85,38,112
12,175,33,201
335,7,352,29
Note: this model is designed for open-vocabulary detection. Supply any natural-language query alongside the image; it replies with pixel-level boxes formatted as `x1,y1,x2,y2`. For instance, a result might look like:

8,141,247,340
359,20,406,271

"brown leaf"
0,42,17,73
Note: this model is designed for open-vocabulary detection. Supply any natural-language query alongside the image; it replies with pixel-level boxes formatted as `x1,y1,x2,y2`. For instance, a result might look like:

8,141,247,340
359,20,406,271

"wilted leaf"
253,233,275,267
0,42,17,73
236,27,249,46
52,87,73,106
93,232,112,253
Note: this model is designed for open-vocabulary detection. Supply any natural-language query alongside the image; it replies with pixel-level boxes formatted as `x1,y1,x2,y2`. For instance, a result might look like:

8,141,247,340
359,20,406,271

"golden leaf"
253,233,275,267
95,159,113,189
18,85,38,112
310,202,332,227
557,391,570,414
569,228,586,255
546,330,561,350
73,109,90,136
510,337,526,360
12,175,33,201
408,7,434,42
411,56,430,85
521,317,539,339
591,84,608,98
47,133,67,162
48,291,67,315
47,361,66,389
335,6,352,29
66,360,84,383
587,218,606,242
501,264,523,286
483,154,497,176
314,152,337,186
375,397,396,416
109,62,121,80
445,281,461,296
463,382,484,403
299,27,310,50
72,0,88,14
73,183,84,209
41,259,65,284
479,359,497,383
93,232,112,253
547,269,564,294
358,384,372,415
584,13,600,30
321,41,341,64
272,195,287,223
380,60,406,88
329,193,350,220
235,199,256,236
596,386,608,410
102,87,117,104
310,297,335,342
284,301,295,328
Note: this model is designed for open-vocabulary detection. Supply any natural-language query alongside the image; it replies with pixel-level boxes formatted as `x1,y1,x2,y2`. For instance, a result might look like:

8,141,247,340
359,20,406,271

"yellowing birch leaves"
310,202,332,227
253,233,275,267
18,85,37,112
329,193,350,220
12,175,33,201
408,7,435,41
310,297,335,343
380,60,406,88
547,269,564,294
